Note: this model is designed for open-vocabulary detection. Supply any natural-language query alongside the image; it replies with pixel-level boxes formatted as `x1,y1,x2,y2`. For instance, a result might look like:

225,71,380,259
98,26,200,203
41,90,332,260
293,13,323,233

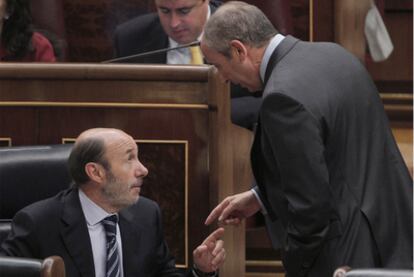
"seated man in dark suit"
0,128,225,277
113,0,262,130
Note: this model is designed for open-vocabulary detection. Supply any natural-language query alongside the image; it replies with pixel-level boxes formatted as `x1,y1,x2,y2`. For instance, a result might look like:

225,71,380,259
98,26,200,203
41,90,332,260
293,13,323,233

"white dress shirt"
259,33,285,84
78,189,124,277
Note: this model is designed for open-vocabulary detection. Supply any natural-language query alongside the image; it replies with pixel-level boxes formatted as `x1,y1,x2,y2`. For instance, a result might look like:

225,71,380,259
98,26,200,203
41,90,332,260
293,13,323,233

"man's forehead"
105,138,137,157
155,0,202,8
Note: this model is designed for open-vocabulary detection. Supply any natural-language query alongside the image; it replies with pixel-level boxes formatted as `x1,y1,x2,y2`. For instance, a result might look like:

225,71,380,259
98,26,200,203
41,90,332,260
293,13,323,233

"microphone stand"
101,41,200,64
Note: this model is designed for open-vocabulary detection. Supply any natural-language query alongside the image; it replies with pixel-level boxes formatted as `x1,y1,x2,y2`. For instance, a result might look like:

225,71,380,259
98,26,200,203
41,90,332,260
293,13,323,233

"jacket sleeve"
0,210,39,258
260,92,335,277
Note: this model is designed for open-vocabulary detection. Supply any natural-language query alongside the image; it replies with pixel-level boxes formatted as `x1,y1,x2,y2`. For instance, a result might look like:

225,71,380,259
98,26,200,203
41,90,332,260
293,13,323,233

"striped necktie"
190,46,203,65
102,215,120,277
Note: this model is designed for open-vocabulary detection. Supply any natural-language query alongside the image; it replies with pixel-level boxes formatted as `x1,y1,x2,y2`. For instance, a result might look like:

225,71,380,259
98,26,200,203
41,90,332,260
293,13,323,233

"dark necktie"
102,215,120,277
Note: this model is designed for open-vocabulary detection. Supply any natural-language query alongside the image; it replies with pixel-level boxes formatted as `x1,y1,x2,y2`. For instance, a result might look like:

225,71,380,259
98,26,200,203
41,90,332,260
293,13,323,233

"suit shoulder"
135,196,160,211
115,13,162,38
11,190,71,229
21,190,70,213
114,13,168,57
122,197,163,228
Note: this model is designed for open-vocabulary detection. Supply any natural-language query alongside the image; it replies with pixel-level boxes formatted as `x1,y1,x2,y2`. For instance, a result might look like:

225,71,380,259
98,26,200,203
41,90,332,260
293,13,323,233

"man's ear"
230,40,247,62
85,162,105,184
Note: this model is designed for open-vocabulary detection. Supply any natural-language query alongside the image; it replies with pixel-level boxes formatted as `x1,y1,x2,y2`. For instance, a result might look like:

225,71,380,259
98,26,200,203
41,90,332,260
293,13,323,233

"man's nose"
170,13,181,28
136,161,149,177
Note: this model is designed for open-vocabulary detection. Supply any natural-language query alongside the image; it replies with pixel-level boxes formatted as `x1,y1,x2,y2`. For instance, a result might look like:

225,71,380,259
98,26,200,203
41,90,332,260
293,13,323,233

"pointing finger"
205,199,230,225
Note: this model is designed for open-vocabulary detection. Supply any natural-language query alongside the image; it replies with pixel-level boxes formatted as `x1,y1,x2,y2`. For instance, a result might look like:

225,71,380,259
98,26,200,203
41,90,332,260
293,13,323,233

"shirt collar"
78,189,115,226
259,34,285,83
168,5,211,49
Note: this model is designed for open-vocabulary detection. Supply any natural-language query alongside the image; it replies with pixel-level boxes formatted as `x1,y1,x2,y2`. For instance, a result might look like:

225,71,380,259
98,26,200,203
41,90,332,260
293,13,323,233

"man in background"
202,2,413,277
113,0,262,130
1,128,225,277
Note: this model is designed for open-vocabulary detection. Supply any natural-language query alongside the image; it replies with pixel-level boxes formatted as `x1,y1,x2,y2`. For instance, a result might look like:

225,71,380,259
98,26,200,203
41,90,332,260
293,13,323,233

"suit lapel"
119,207,142,276
257,35,301,184
60,189,95,277
264,35,299,85
251,119,263,188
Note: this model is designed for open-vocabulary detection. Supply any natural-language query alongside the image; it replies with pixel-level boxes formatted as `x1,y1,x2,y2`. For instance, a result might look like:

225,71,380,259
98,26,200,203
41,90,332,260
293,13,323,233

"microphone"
102,41,200,64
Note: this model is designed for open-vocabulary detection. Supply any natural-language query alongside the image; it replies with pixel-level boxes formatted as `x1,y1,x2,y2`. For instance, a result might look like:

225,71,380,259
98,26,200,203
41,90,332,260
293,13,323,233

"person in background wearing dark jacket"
113,0,261,130
202,2,413,277
1,128,225,277
0,0,55,62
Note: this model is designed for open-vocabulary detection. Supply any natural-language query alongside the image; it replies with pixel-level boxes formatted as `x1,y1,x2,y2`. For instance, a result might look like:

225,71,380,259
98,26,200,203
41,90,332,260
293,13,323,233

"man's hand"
205,190,261,226
193,227,225,273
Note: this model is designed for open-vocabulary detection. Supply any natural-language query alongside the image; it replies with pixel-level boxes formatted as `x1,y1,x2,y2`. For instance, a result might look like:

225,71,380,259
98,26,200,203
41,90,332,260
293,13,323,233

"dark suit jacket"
251,36,413,277
0,188,188,277
113,7,262,130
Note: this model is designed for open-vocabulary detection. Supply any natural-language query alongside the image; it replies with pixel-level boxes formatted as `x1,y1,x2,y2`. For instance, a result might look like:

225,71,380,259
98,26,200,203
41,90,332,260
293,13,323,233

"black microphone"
102,41,200,64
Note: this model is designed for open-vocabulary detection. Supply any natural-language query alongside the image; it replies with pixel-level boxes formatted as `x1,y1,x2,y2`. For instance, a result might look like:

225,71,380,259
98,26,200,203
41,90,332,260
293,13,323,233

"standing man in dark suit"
113,0,262,130
201,2,413,277
0,128,225,277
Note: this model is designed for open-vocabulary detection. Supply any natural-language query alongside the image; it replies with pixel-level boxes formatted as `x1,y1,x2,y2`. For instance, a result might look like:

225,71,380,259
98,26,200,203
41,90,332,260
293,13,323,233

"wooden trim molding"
0,63,211,81
309,0,314,41
0,137,12,147
246,260,284,268
0,101,209,110
380,93,413,123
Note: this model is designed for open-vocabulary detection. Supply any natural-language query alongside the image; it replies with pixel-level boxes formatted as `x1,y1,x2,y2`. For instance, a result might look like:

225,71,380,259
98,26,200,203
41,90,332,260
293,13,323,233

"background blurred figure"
114,0,219,64
113,0,262,130
0,0,56,62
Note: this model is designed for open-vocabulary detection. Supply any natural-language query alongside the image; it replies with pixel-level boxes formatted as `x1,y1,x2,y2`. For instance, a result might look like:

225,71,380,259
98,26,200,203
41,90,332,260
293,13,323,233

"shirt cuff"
192,264,217,277
250,188,268,215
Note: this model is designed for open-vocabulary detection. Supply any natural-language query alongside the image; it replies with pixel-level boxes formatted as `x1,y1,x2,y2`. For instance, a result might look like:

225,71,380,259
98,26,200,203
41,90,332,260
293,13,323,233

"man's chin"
126,194,140,207
130,187,141,200
172,35,194,45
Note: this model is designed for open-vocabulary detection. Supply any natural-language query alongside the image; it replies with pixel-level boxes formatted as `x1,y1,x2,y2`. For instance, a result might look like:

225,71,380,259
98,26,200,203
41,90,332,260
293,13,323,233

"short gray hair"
203,1,277,57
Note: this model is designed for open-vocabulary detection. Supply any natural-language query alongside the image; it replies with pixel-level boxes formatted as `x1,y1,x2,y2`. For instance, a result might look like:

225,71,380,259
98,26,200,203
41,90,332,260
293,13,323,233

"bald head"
76,128,130,144
68,128,132,186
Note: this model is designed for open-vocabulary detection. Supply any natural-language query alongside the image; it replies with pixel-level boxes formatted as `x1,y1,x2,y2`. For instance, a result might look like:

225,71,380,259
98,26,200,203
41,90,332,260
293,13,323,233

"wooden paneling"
331,0,413,93
385,0,413,11
312,0,335,42
62,0,151,61
0,63,248,276
334,0,371,61
139,141,187,264
365,12,413,92
290,0,311,41
247,274,284,277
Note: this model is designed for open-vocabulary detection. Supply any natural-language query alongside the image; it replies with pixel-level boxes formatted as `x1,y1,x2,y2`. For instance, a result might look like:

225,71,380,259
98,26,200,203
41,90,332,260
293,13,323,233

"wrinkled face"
156,0,209,44
201,41,262,92
101,134,148,210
